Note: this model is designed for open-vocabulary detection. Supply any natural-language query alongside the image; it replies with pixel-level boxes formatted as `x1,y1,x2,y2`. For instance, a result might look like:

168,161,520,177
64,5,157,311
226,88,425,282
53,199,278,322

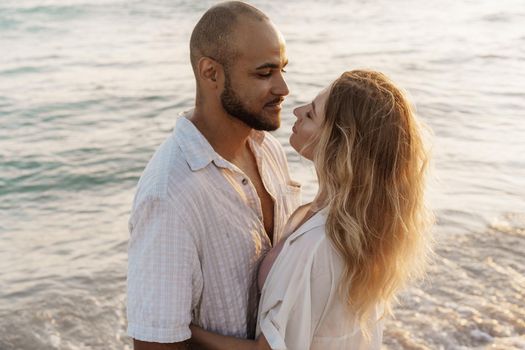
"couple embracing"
126,2,431,350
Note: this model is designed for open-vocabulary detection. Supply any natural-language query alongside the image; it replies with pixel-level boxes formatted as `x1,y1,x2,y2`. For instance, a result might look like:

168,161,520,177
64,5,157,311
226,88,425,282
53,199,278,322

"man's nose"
272,72,289,97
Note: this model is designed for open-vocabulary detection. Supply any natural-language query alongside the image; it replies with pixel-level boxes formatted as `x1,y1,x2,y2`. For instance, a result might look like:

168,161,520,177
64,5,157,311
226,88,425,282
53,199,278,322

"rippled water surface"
1,0,524,349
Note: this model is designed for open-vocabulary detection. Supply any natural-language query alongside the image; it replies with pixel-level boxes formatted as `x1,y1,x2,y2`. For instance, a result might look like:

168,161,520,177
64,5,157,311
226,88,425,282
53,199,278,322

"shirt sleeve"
126,196,202,343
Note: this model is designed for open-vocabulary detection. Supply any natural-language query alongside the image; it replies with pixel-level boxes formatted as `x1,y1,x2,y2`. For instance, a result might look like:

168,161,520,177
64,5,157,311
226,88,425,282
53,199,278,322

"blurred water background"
1,0,524,349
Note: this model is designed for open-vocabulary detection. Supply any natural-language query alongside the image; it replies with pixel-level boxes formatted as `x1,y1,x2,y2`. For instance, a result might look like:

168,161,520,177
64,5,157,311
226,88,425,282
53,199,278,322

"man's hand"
133,339,195,350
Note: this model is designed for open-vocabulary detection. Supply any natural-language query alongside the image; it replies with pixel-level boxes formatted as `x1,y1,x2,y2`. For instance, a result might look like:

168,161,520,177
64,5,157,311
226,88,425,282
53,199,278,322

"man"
127,2,300,349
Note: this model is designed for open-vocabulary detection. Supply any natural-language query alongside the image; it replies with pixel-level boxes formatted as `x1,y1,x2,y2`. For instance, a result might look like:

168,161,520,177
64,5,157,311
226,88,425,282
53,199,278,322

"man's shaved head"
190,1,269,74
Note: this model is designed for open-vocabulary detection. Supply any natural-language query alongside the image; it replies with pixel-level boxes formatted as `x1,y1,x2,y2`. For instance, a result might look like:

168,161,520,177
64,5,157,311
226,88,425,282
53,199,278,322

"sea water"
1,0,524,349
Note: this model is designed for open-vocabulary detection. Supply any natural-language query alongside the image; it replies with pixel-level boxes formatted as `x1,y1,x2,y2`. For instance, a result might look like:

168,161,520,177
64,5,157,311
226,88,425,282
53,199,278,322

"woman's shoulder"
288,209,333,246
286,213,327,251
286,213,343,270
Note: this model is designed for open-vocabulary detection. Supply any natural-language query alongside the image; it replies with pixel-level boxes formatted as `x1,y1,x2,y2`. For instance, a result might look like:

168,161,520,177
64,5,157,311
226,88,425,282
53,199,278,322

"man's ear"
197,57,221,88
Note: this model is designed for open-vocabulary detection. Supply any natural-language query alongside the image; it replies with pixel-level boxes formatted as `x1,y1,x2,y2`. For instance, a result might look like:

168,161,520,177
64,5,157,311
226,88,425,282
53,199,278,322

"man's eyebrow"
255,59,289,70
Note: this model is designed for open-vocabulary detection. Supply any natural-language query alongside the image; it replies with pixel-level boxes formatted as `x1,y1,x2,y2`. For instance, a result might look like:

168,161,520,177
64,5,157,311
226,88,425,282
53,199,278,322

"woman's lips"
292,125,297,134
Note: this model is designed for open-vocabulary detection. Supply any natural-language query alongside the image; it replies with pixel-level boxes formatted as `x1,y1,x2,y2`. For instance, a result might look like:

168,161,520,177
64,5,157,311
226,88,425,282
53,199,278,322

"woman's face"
289,85,330,160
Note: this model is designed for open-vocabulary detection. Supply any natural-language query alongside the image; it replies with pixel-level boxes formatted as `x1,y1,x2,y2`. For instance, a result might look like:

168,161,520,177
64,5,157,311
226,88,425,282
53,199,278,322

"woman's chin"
289,138,302,155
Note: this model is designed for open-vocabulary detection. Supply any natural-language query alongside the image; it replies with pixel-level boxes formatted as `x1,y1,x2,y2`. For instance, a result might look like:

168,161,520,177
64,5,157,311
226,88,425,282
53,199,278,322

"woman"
190,70,432,350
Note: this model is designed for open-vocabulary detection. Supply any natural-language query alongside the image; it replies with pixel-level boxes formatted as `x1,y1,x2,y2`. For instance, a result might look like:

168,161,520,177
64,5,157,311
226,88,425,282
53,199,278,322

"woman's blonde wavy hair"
313,70,432,328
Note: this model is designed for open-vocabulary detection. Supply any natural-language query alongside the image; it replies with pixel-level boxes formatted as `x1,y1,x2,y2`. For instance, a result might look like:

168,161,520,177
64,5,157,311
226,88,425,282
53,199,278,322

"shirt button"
242,178,248,185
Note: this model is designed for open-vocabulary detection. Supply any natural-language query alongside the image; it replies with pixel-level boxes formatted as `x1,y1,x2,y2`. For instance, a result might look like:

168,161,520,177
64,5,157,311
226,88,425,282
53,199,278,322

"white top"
256,209,384,350
127,113,301,343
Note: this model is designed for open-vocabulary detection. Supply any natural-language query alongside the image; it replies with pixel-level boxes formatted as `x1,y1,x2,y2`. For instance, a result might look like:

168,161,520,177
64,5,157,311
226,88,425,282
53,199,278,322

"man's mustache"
265,97,285,106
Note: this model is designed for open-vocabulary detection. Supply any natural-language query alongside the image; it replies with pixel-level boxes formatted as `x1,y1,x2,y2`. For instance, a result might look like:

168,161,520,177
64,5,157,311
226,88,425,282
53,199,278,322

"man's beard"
220,74,280,131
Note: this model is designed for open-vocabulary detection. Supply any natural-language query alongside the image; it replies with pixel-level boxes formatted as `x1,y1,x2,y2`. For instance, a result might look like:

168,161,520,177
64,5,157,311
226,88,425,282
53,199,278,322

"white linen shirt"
256,209,384,350
127,114,301,343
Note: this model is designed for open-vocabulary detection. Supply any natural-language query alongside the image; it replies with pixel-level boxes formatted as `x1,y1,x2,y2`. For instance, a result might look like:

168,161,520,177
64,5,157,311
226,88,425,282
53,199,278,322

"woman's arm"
189,325,271,350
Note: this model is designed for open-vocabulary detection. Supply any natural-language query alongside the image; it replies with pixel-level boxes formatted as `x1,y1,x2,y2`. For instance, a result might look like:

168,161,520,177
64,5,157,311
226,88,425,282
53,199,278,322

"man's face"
220,19,289,131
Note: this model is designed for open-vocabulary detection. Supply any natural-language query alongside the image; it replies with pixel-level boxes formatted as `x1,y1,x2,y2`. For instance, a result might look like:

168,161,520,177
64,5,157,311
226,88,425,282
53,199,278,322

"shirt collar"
288,208,328,244
174,110,266,172
249,128,265,146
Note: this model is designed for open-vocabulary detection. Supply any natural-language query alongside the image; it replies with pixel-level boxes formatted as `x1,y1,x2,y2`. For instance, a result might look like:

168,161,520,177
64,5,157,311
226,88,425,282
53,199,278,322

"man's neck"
189,105,254,163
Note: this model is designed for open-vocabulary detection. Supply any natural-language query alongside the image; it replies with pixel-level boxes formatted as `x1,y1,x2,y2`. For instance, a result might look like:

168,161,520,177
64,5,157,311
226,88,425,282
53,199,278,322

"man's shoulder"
133,134,193,205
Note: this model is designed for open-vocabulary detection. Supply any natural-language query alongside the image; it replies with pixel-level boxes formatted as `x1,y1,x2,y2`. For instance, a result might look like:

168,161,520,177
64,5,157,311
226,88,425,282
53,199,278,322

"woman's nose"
293,105,305,119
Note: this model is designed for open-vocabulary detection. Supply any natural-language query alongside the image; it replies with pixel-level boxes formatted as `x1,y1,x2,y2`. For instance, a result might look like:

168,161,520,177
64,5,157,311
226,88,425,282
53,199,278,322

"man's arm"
133,339,192,350
128,197,201,348
189,325,271,350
